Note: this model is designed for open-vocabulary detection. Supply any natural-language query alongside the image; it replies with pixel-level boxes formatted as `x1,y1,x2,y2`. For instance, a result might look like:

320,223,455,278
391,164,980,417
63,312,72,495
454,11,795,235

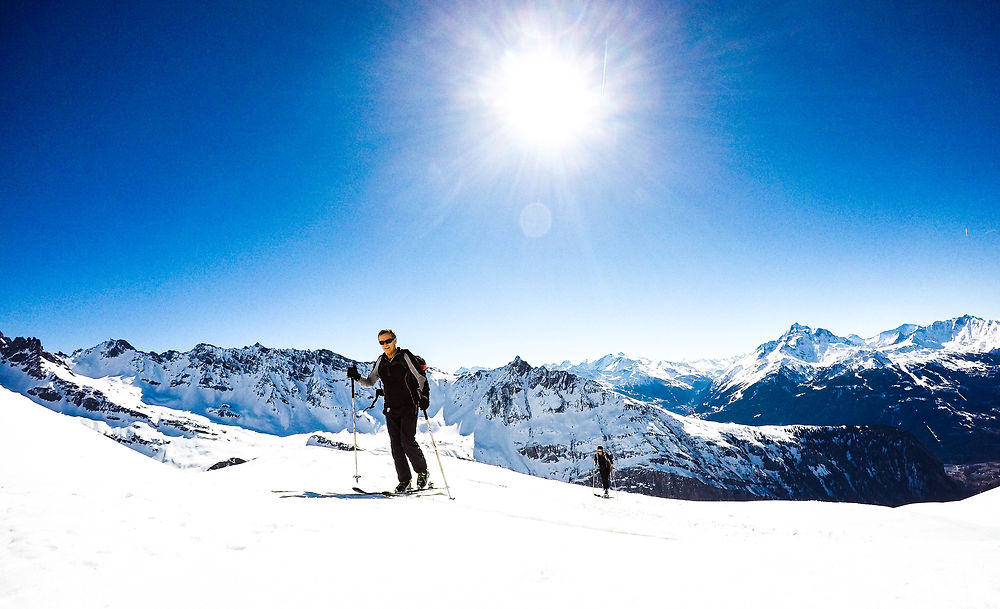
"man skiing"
593,445,614,497
348,329,430,494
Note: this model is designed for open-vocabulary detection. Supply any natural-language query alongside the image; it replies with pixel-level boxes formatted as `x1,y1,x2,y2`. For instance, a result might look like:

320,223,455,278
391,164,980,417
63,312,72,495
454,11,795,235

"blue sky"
3,0,998,371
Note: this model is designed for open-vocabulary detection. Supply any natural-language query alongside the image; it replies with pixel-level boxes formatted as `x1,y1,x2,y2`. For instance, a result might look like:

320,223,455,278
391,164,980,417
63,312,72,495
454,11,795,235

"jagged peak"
507,356,532,374
100,338,136,358
786,322,813,334
776,324,842,347
593,352,641,365
865,315,999,352
2,335,44,354
755,324,857,367
0,334,68,377
942,314,993,329
781,323,840,340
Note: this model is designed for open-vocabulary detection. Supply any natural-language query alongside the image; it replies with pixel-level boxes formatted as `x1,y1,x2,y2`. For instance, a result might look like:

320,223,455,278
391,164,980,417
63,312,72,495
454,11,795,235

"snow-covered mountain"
545,353,732,414
552,316,1000,465
435,357,956,505
701,316,1000,464
67,338,374,435
0,332,471,468
866,315,1000,352
0,331,960,505
710,315,1000,401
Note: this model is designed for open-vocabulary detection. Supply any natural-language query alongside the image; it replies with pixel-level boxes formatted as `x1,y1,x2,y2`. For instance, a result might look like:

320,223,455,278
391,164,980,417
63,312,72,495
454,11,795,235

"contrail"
601,38,608,94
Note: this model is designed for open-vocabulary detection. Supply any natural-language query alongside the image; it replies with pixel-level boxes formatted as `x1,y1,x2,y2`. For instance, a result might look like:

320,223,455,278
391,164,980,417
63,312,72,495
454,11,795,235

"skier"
593,445,614,497
348,329,430,494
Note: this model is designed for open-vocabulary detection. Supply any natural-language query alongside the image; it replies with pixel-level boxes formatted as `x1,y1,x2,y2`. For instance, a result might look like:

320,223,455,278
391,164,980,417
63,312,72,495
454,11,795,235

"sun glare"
441,4,650,176
484,44,606,155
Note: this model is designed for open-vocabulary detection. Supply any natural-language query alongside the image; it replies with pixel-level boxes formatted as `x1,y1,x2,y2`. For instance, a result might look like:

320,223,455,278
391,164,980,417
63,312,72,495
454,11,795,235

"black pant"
599,468,612,491
386,409,427,484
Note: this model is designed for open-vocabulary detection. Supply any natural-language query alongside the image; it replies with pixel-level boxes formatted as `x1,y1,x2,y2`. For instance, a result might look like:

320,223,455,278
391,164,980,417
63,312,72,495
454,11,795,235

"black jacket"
594,451,614,471
358,348,429,415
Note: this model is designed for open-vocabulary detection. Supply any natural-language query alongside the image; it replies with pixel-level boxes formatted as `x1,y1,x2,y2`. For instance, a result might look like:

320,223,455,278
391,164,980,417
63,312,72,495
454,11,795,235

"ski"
594,493,613,499
352,486,444,497
351,486,389,496
396,488,446,497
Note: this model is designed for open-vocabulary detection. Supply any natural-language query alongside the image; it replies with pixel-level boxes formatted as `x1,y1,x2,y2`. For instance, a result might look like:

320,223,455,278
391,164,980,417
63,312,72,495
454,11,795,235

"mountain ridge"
544,315,1000,465
0,325,970,505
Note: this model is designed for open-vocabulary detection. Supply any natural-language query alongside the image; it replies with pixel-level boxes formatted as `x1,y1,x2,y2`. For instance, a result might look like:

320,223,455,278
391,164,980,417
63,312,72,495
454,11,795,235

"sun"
483,44,606,155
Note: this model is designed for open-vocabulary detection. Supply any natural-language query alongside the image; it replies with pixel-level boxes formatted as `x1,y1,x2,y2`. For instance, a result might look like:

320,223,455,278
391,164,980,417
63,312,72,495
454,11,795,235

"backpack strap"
400,350,427,394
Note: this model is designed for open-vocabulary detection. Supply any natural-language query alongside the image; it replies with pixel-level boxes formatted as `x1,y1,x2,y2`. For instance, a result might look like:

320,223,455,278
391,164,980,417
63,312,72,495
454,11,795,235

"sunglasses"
379,337,395,345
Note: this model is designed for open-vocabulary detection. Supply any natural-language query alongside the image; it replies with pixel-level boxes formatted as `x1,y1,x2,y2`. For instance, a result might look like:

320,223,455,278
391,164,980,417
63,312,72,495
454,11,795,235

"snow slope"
2,386,998,609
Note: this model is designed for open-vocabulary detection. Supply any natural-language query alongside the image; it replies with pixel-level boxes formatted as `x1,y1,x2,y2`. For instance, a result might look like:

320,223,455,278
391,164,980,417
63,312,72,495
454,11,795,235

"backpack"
595,450,614,469
377,348,429,411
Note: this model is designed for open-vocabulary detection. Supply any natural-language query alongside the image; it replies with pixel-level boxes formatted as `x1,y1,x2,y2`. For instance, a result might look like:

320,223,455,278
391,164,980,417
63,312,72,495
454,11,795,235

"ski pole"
422,409,454,500
351,377,360,483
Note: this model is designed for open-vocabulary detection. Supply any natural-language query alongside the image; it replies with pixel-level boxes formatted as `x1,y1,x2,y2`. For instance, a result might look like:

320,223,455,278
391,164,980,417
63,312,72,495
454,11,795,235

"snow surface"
2,385,999,609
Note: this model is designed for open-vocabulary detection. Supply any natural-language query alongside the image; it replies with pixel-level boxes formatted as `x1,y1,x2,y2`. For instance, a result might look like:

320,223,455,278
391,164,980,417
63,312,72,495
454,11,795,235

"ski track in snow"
2,385,1000,609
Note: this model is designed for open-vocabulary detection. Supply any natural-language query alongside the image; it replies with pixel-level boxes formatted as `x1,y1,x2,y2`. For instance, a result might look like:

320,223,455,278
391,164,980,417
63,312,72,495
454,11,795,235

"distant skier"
347,329,431,494
593,445,615,497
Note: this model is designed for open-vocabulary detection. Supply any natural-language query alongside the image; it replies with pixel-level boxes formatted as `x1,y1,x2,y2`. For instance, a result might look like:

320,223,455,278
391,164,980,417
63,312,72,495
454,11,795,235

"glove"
419,395,429,412
347,365,361,381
